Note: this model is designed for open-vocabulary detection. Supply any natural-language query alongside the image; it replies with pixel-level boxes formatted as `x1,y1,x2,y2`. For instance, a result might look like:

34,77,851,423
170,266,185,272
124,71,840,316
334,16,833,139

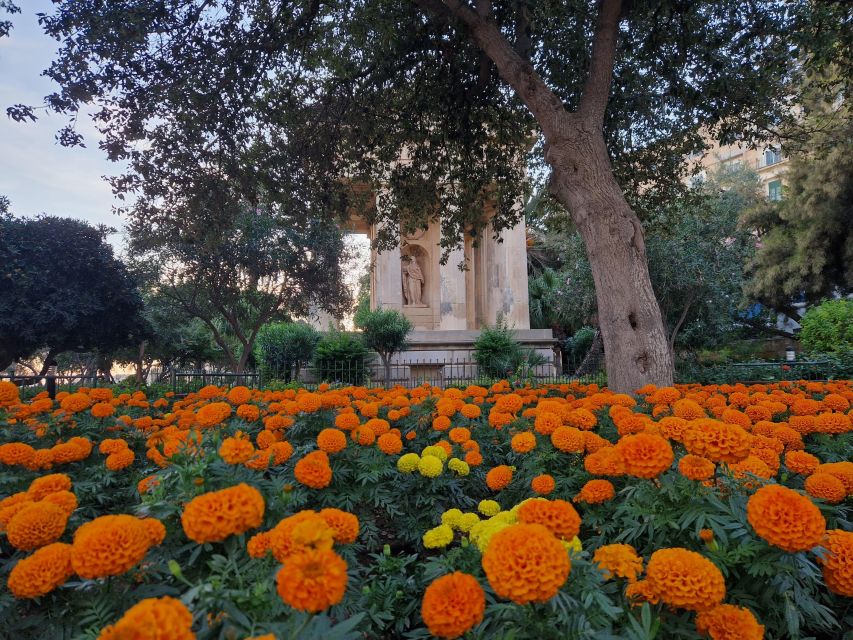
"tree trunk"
546,129,673,392
380,353,391,387
434,0,675,393
136,341,146,384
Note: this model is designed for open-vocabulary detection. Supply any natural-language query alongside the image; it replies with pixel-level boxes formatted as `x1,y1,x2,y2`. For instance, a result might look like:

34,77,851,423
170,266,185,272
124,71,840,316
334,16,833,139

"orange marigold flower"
449,427,471,443
268,440,294,465
517,499,581,541
678,454,716,481
376,432,403,455
486,465,513,491
317,428,347,453
72,514,157,578
817,529,853,597
682,419,751,464
137,475,161,495
421,572,485,639
566,408,597,430
227,385,251,405
7,541,74,599
295,450,333,489
236,403,260,422
465,451,483,467
815,461,853,493
195,401,232,428
573,479,615,504
814,412,851,434
510,431,537,453
352,425,376,446
746,484,825,552
0,442,36,467
460,404,481,419
6,502,68,551
106,448,136,471
822,393,850,412
319,508,359,544
584,447,625,477
804,473,846,504
181,483,265,543
60,392,92,413
534,412,562,436
27,473,72,501
481,523,570,604
276,549,348,612
625,578,660,606
728,455,773,482
593,543,643,582
247,531,272,558
551,426,585,453
296,392,323,413
615,433,673,479
672,399,706,421
531,474,555,495
41,490,78,516
645,547,725,612
197,384,222,399
96,596,194,640
0,380,20,406
695,604,765,640
90,402,115,419
269,511,329,561
142,518,166,546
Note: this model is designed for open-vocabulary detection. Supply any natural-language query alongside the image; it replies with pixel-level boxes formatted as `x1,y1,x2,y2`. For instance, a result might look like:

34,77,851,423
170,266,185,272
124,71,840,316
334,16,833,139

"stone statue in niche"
402,255,425,306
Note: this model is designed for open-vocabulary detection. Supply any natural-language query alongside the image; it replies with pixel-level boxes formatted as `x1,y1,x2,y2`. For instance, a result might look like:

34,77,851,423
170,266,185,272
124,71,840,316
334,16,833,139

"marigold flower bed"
0,378,851,639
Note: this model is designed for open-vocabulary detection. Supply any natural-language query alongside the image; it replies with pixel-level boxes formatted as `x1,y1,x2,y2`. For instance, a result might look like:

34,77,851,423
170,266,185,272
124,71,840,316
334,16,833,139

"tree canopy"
0,211,146,371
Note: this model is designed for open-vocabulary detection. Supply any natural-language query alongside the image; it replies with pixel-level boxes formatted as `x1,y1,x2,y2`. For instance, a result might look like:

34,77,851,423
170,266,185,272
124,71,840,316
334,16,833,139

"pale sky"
0,0,125,246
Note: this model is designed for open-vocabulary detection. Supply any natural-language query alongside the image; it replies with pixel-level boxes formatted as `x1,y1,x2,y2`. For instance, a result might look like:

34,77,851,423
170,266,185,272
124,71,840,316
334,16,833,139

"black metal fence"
159,349,607,394
0,373,108,398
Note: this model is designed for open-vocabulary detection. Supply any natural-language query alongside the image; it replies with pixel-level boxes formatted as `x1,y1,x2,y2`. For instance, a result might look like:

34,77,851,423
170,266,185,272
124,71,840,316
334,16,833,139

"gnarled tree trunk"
435,0,675,392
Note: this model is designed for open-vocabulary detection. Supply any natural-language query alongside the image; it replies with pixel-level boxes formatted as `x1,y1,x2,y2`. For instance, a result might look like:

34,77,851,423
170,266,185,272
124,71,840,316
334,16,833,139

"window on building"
768,179,783,201
764,147,783,166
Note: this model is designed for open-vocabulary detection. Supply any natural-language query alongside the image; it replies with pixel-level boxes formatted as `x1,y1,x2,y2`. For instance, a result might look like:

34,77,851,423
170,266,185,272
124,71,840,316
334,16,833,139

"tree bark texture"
437,0,675,392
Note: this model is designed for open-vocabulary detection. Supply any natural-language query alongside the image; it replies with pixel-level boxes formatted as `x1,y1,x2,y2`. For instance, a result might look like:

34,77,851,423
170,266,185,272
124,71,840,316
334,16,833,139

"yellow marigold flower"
441,508,464,528
424,524,455,549
477,500,501,517
422,445,448,462
562,536,583,554
447,458,470,476
7,542,74,599
418,455,443,478
593,543,643,582
181,483,265,544
457,512,480,533
469,518,510,552
397,453,421,473
96,596,194,640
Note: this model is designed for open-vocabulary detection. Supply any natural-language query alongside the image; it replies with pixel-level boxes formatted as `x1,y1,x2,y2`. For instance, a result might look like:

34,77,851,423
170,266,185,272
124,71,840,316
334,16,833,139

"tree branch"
419,0,567,134
668,290,698,351
578,0,622,126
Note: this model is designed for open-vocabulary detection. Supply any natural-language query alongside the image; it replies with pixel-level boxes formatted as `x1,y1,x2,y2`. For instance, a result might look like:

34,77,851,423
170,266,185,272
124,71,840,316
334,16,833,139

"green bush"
313,330,372,385
356,308,412,384
474,318,545,379
565,326,596,362
799,299,853,355
255,322,320,382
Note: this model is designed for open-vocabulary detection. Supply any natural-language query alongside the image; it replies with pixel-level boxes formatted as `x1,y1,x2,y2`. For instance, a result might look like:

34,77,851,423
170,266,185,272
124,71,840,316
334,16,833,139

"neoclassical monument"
344,204,555,381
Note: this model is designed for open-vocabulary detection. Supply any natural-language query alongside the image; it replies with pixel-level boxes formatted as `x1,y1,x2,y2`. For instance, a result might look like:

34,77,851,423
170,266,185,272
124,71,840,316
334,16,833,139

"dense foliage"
0,213,145,371
254,323,321,384
355,309,412,385
0,378,851,639
799,300,853,356
312,332,372,386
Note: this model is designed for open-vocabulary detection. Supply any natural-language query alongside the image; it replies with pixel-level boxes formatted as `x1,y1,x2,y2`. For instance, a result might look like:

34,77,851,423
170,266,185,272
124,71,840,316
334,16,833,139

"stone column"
438,242,468,330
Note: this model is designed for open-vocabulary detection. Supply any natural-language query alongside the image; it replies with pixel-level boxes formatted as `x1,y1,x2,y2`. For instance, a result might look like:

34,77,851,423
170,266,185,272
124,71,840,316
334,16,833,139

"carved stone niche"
401,244,428,307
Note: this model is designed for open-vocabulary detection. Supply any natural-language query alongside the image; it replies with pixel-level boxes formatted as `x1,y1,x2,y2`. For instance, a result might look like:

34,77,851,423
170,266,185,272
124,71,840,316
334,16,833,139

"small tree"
313,330,371,386
799,299,853,355
255,322,320,383
356,309,412,385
